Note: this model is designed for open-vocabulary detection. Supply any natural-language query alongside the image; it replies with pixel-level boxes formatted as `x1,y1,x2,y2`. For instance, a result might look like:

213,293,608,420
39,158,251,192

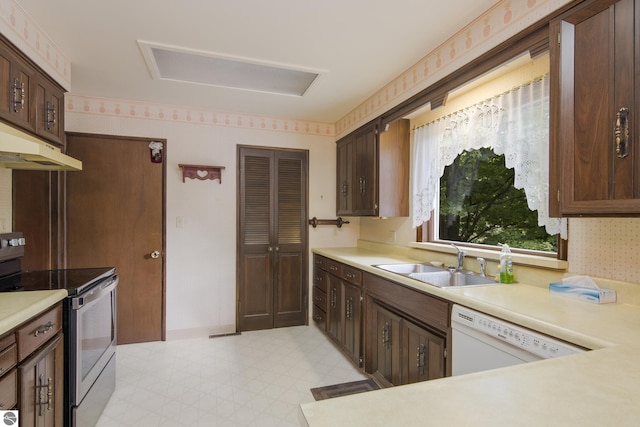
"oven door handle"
71,276,118,310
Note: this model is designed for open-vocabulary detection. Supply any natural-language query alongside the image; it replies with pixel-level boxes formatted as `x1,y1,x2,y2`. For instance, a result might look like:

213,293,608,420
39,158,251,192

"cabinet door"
353,125,378,215
336,137,354,215
404,320,446,384
238,147,309,331
378,119,410,217
371,302,402,385
35,77,65,146
326,274,343,343
342,282,362,366
0,42,35,132
273,152,308,328
551,0,640,215
18,333,64,427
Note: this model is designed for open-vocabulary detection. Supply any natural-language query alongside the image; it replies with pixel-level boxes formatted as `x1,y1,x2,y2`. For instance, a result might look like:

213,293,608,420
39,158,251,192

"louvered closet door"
238,146,308,331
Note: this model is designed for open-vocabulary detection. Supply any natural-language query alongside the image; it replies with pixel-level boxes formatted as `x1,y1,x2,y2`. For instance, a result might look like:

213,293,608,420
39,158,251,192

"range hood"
0,122,82,171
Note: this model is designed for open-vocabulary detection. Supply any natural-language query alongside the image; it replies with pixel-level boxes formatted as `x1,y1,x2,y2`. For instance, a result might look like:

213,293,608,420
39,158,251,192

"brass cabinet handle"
34,321,54,337
382,321,391,348
45,100,56,130
417,344,426,375
615,107,630,158
12,78,24,112
359,176,366,195
36,375,53,416
150,250,161,259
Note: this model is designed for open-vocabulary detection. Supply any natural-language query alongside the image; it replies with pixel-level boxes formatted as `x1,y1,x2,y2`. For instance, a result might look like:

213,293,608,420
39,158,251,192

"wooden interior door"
237,146,308,331
65,133,165,344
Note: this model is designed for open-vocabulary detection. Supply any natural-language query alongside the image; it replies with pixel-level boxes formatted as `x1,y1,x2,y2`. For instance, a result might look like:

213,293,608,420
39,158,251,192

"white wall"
65,111,358,339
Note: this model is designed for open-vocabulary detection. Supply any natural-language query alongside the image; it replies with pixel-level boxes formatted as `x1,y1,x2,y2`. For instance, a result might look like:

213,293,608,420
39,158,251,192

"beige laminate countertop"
0,290,68,335
300,247,640,426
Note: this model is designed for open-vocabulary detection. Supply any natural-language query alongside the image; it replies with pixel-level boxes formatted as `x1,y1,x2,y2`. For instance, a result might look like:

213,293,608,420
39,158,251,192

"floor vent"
208,332,242,339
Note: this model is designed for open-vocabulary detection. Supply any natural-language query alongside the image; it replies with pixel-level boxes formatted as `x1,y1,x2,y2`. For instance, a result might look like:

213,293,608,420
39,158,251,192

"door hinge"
359,356,364,367
444,347,447,359
238,301,242,314
557,189,561,202
557,31,561,45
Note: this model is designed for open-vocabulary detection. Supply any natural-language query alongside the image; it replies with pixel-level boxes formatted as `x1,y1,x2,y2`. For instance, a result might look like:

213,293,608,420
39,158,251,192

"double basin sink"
374,263,499,287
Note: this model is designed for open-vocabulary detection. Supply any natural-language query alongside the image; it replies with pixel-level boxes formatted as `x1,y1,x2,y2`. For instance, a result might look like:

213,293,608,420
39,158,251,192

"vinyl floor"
96,325,366,426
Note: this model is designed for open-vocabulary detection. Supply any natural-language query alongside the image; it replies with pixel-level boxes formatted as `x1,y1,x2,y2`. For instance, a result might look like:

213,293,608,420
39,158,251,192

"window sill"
408,242,568,271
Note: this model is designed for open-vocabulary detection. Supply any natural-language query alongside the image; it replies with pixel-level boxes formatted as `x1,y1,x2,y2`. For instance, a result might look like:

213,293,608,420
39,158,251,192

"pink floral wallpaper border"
65,95,336,137
0,0,70,90
335,0,572,138
1,0,571,138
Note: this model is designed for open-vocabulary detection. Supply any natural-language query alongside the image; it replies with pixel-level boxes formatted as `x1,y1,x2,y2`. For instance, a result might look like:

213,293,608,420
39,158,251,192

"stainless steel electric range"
0,232,118,427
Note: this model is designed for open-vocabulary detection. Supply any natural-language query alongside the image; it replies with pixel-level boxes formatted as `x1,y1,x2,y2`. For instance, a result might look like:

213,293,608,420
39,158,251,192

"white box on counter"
549,282,617,304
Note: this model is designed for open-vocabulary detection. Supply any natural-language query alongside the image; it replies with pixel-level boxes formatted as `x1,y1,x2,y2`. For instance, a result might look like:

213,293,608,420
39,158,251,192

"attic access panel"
139,41,321,96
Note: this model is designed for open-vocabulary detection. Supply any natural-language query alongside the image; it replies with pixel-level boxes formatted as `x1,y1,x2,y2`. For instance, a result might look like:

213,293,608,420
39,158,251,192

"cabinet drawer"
312,286,327,309
312,304,326,330
325,259,342,276
16,304,62,362
313,269,327,292
313,255,327,270
0,369,16,409
0,334,15,352
342,265,362,286
0,343,17,377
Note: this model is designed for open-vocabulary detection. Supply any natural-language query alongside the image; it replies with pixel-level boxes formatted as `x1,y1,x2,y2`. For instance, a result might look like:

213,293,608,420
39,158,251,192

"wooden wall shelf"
178,164,225,183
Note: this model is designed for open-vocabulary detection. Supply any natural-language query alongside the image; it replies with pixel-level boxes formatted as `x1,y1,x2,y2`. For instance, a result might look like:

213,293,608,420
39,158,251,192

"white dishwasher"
451,304,585,376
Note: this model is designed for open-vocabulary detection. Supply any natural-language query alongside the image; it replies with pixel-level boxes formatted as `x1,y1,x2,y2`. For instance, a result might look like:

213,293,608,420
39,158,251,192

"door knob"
150,250,161,259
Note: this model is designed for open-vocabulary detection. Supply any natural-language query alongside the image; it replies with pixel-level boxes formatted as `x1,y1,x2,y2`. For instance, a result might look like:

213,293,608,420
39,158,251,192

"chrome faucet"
451,244,465,271
477,257,487,277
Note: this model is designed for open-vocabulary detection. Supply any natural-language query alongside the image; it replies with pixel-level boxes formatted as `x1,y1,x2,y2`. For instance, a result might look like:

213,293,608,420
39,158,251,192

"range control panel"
0,231,25,262
452,305,585,359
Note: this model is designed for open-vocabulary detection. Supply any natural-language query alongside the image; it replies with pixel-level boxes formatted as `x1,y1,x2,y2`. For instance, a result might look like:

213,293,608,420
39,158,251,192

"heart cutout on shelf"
197,170,209,178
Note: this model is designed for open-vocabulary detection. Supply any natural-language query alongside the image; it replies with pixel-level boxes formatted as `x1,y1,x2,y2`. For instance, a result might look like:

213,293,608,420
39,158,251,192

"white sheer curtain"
411,74,568,239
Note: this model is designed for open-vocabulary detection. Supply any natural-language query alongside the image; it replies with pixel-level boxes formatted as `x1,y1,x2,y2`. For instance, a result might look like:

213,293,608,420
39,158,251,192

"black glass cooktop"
0,267,115,296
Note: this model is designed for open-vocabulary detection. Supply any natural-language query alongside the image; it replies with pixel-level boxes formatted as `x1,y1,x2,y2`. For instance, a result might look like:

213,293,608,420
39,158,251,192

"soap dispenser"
499,243,514,283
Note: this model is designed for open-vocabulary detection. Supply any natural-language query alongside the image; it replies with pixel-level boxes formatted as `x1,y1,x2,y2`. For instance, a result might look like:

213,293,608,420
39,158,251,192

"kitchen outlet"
176,216,186,228
0,218,6,232
388,230,396,243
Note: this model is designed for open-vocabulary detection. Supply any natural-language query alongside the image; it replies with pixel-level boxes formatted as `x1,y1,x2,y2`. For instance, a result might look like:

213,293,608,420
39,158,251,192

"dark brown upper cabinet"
336,119,409,217
0,39,35,134
550,0,640,216
0,34,66,147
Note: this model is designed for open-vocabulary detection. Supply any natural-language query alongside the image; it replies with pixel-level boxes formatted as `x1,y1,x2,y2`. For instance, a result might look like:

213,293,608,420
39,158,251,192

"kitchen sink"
374,263,445,275
374,263,499,287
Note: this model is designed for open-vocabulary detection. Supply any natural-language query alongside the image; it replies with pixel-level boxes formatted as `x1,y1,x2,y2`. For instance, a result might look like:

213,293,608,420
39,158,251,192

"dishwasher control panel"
452,305,585,360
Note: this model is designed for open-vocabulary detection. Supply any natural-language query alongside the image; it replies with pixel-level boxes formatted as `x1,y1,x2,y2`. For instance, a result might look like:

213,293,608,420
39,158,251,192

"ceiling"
17,0,498,124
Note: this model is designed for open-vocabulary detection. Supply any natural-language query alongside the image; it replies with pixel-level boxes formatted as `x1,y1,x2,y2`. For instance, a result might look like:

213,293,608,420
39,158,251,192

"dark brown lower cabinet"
405,319,446,384
364,271,448,386
313,255,363,367
18,333,64,427
370,301,402,385
342,282,362,367
326,274,343,344
311,255,448,384
368,299,446,386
